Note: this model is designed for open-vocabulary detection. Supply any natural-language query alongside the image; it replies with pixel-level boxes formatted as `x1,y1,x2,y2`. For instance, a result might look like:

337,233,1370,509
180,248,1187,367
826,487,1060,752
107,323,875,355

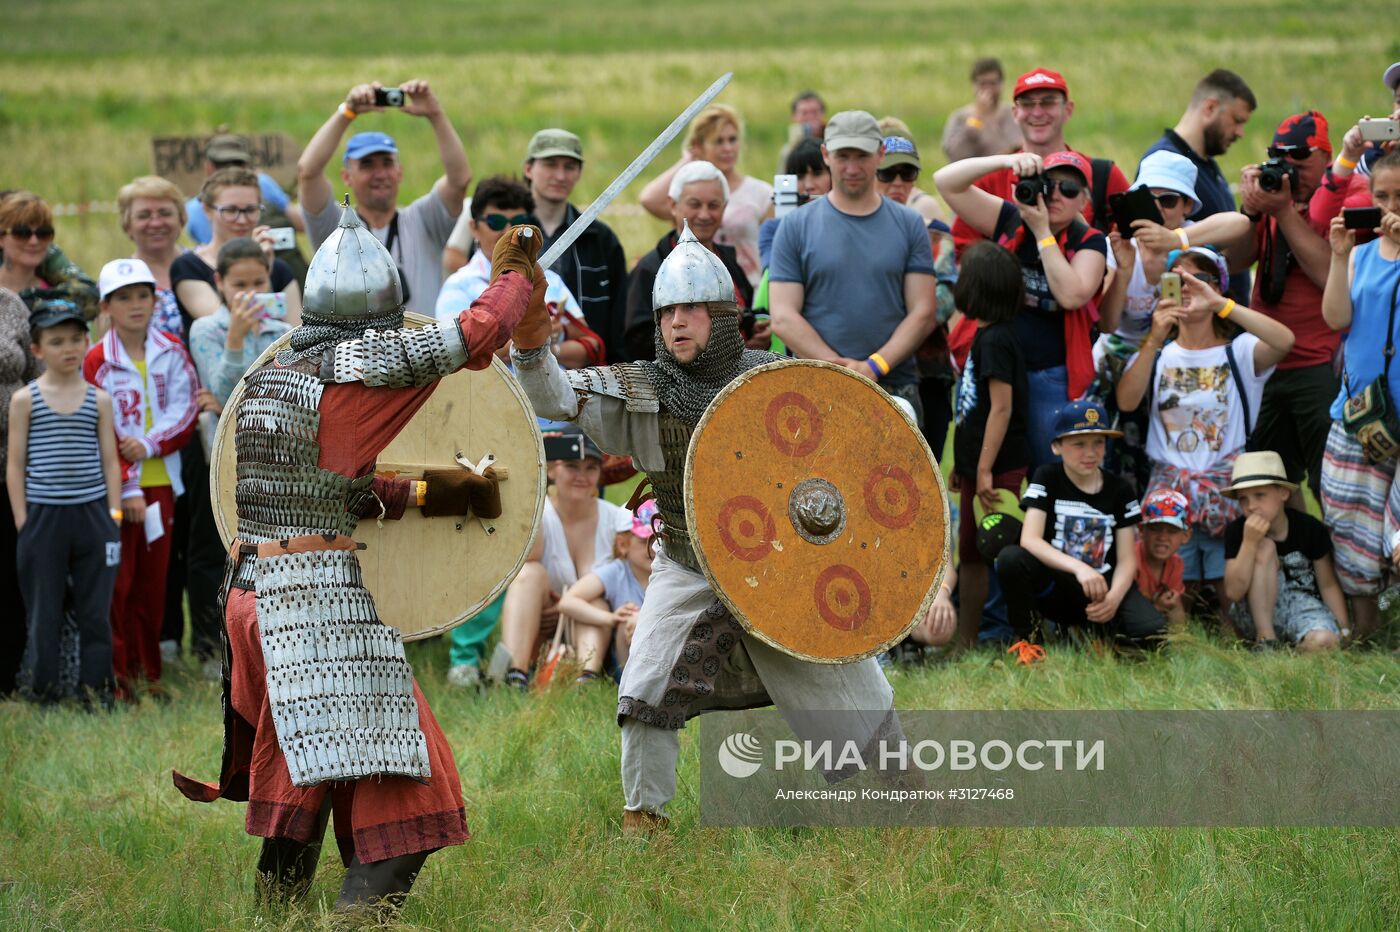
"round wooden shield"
211,313,546,641
685,360,949,663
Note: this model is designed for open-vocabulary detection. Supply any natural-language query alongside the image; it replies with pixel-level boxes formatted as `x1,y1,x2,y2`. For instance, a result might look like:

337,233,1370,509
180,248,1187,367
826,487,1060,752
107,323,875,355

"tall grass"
3,635,1400,929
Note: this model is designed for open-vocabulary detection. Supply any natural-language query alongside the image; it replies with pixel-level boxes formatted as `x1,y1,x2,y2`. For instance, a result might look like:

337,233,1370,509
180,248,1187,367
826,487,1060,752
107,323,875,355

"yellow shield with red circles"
684,360,950,663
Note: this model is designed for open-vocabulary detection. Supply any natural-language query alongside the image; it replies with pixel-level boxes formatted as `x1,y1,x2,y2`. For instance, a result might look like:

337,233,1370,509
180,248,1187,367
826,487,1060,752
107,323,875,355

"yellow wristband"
415,480,428,507
339,103,358,121
1174,227,1190,249
1336,155,1358,171
966,117,985,130
1038,235,1057,250
868,352,891,376
1217,298,1236,320
110,508,123,523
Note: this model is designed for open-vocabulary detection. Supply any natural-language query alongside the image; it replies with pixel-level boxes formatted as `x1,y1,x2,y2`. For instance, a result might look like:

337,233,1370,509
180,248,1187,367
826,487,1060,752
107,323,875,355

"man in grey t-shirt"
297,78,470,315
769,110,936,424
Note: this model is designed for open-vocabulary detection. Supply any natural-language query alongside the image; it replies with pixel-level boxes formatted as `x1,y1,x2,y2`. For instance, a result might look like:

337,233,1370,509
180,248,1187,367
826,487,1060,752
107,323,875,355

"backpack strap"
1223,340,1253,434
1090,158,1114,234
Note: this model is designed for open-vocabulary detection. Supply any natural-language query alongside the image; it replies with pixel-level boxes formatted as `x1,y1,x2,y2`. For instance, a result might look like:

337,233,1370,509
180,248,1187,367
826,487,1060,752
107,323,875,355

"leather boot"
255,837,324,907
622,809,669,835
254,797,330,907
333,849,431,917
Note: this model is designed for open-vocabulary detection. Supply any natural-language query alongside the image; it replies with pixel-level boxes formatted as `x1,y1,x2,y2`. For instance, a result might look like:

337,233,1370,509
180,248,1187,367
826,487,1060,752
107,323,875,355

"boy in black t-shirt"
1220,451,1343,651
996,401,1165,651
951,242,1030,647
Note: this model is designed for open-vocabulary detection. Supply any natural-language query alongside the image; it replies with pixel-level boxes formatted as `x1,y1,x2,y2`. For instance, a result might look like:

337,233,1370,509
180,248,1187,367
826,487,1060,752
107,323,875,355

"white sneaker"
160,639,180,663
447,664,481,688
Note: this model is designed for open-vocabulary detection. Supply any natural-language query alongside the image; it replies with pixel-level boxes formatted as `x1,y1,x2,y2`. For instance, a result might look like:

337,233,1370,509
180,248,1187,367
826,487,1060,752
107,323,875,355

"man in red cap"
950,67,1129,253
1234,111,1342,506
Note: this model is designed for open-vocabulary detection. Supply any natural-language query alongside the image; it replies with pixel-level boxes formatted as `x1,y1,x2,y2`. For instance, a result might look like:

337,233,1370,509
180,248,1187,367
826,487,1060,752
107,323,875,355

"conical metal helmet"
652,221,735,314
302,196,403,320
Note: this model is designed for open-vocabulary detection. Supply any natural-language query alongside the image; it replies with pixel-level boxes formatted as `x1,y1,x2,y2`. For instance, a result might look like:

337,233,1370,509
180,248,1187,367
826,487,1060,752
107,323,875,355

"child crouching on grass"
995,400,1166,657
1221,451,1345,652
558,500,657,683
6,297,123,705
1136,489,1190,631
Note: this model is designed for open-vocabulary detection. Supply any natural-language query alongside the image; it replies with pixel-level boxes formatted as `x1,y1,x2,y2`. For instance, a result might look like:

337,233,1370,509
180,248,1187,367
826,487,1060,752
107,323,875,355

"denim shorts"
1177,530,1224,582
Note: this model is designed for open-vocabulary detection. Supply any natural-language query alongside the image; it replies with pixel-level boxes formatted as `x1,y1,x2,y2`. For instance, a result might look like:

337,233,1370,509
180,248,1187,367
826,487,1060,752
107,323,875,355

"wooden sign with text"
151,133,302,197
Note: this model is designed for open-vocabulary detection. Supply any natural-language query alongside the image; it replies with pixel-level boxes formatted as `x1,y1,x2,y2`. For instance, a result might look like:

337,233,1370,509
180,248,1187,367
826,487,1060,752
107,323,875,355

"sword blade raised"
538,71,733,271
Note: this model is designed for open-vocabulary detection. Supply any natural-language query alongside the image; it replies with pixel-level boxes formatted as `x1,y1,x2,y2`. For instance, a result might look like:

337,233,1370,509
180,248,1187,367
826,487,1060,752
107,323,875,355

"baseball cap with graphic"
1141,489,1189,530
1271,111,1331,156
527,128,584,162
27,292,86,332
98,258,157,300
880,135,921,170
630,499,658,540
1052,400,1123,440
1013,67,1070,100
976,511,1023,565
1043,150,1093,187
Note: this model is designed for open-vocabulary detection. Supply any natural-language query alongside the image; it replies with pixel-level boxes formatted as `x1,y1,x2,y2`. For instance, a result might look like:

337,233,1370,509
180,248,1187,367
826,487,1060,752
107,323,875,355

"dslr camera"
1013,174,1052,205
1257,157,1298,194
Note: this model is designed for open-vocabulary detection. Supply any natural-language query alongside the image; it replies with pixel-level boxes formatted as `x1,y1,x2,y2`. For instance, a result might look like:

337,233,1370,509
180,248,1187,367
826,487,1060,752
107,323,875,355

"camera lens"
1014,178,1043,205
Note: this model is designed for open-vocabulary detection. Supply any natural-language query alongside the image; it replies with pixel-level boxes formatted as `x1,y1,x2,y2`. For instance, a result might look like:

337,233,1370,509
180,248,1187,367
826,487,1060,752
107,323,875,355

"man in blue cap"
297,78,470,315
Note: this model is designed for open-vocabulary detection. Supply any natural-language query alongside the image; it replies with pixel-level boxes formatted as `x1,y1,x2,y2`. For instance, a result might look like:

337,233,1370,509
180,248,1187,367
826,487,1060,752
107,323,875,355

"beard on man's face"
1202,119,1230,158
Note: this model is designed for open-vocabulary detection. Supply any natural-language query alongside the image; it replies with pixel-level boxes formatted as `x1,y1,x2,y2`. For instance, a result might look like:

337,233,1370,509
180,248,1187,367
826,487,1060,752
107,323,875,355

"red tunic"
173,271,531,864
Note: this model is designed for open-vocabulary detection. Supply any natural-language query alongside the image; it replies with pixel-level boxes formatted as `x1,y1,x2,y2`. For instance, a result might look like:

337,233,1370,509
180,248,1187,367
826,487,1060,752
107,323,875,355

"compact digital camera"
266,227,296,251
374,87,405,107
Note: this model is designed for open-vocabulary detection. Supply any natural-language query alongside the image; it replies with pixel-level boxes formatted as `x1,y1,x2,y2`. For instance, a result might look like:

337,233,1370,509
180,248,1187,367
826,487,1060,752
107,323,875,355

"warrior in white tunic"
512,223,897,829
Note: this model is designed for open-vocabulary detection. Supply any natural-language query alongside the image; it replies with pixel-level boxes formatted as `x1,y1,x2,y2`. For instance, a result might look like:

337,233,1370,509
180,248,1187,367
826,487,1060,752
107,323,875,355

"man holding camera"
1235,111,1342,502
297,79,470,315
950,68,1129,253
769,110,936,425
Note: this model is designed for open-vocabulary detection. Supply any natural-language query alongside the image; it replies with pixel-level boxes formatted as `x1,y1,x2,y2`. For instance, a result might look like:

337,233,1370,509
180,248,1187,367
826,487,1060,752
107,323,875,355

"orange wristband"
339,103,358,121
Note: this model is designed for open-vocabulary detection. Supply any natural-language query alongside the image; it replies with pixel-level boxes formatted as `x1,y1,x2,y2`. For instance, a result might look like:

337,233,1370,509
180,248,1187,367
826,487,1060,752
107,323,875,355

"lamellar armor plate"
212,313,548,647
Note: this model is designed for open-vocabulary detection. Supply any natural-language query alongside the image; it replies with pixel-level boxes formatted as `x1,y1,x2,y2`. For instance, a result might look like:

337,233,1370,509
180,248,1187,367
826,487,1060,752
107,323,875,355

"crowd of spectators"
5,57,1400,703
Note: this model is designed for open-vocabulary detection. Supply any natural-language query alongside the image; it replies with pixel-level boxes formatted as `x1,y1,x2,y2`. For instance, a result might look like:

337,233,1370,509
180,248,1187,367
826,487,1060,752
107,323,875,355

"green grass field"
6,2,1400,928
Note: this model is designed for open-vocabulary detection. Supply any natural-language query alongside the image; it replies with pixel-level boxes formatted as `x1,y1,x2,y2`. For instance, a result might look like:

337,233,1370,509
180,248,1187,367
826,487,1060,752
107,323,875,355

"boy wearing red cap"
1235,111,1344,505
1136,489,1190,629
950,67,1129,253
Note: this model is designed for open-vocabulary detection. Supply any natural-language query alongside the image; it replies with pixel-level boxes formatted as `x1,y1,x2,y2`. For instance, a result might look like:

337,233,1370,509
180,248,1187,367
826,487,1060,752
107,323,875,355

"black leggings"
995,544,1165,647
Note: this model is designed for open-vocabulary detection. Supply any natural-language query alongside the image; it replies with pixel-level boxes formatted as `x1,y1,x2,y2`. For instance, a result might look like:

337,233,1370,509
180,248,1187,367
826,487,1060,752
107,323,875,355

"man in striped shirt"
5,296,122,705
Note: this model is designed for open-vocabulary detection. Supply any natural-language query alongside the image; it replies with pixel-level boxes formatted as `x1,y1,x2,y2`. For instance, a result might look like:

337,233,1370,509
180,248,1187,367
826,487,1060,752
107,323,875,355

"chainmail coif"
637,303,778,426
283,309,406,360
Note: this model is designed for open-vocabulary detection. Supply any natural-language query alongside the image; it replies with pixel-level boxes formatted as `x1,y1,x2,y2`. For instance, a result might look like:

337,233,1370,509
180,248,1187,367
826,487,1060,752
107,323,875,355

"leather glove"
421,467,502,519
491,225,542,283
512,263,551,351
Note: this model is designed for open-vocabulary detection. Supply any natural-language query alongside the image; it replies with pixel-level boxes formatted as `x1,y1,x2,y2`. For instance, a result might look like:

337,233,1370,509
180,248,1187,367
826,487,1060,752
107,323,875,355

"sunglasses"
876,165,919,183
213,205,262,220
1048,178,1084,199
1171,267,1220,288
5,223,55,241
480,212,534,231
1266,146,1314,162
1152,193,1187,209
